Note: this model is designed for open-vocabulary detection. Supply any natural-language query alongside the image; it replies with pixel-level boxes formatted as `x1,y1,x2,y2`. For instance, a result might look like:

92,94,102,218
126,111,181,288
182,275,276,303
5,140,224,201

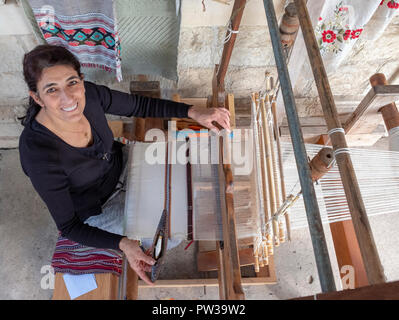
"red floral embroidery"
387,1,399,9
343,30,351,40
351,29,363,39
380,0,385,5
322,30,337,43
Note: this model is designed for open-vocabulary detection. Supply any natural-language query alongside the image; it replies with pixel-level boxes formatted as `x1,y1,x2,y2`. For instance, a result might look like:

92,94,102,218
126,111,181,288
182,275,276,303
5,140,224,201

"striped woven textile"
27,0,122,81
51,236,123,276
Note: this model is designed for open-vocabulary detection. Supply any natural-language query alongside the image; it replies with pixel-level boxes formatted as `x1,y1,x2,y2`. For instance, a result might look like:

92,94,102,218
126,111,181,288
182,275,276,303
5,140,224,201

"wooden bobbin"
254,246,260,272
309,147,334,182
267,233,274,256
278,220,285,243
279,3,299,48
369,73,399,131
262,241,269,265
254,255,260,273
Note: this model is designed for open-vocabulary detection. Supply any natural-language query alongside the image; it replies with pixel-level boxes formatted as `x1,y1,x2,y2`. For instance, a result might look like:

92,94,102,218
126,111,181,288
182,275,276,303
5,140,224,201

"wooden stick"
260,96,279,247
253,93,271,244
370,73,399,131
271,98,291,241
294,0,386,285
266,94,282,245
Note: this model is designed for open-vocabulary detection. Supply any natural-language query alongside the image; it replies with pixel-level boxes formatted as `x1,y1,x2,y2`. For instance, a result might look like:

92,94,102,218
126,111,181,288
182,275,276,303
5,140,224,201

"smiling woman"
18,44,230,286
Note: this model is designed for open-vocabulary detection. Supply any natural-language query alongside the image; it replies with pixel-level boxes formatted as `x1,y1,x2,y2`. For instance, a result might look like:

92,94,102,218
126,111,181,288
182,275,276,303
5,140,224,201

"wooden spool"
309,147,334,182
279,3,299,48
369,73,399,131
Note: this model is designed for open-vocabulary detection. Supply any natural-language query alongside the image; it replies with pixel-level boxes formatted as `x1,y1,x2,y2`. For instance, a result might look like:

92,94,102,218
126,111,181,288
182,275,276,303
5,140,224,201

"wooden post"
294,0,386,285
130,77,164,141
370,73,399,131
212,0,247,300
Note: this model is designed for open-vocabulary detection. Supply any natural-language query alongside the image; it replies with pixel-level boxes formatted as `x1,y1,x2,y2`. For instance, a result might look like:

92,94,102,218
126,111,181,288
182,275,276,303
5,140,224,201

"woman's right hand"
119,237,156,286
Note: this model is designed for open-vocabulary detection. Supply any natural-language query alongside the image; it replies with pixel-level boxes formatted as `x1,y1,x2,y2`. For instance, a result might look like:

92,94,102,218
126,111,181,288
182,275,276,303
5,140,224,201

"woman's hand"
119,237,155,286
187,105,231,132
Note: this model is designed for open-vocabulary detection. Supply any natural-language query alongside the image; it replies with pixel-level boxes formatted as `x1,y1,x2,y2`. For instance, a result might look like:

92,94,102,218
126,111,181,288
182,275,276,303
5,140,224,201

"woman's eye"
47,88,56,94
69,80,78,85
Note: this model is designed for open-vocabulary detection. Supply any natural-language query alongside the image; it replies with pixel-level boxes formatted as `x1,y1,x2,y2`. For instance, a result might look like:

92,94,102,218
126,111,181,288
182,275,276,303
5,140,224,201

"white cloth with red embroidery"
315,0,398,73
275,0,398,122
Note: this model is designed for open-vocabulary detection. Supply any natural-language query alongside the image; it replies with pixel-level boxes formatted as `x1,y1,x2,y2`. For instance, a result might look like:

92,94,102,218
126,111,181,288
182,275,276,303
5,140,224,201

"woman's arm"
86,81,191,119
85,81,231,131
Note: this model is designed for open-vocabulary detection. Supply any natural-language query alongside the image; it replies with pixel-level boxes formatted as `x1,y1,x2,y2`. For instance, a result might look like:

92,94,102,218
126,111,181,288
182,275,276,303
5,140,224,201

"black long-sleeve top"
19,81,191,250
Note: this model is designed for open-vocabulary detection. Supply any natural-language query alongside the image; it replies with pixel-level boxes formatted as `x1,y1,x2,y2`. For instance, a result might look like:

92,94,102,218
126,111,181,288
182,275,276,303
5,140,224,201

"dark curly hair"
20,45,82,126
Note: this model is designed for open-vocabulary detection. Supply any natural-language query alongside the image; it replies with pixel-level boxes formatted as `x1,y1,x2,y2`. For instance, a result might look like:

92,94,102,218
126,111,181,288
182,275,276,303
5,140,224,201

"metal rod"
263,0,336,293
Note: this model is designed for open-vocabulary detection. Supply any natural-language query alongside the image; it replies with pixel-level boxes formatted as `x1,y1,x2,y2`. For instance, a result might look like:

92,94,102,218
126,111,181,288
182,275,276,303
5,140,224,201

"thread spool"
279,3,299,48
309,147,334,182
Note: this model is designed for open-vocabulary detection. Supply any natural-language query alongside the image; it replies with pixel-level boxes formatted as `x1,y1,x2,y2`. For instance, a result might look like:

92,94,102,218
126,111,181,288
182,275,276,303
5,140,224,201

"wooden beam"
329,220,369,289
294,280,399,300
216,0,247,87
198,247,255,271
52,273,118,300
295,0,386,285
211,0,247,300
130,78,164,141
343,84,399,135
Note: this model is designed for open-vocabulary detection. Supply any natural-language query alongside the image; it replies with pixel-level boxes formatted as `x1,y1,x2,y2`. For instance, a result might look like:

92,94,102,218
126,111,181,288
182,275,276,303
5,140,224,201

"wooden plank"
256,256,276,282
107,120,124,138
330,220,369,288
130,78,164,142
138,277,276,288
281,114,351,127
52,273,118,300
198,247,255,271
126,265,139,300
343,85,399,135
226,93,236,129
294,280,399,300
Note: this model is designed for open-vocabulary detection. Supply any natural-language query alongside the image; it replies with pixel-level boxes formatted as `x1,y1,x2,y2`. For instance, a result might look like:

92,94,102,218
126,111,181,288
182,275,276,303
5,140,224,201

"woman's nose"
59,89,74,106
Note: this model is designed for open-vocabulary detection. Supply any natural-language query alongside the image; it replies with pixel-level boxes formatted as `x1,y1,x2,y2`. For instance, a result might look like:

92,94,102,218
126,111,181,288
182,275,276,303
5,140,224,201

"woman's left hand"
187,105,231,132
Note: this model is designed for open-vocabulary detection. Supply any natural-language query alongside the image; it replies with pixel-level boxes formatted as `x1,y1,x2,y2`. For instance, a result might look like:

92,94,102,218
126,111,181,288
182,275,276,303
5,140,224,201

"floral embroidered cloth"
315,0,398,73
27,0,122,81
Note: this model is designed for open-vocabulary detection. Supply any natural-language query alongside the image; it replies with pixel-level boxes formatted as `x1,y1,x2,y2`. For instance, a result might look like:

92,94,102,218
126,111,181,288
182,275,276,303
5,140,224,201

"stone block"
0,72,29,105
180,0,283,27
0,0,32,35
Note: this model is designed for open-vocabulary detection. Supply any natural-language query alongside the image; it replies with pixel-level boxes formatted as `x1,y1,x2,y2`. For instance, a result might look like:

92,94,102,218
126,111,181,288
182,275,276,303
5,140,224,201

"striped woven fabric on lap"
51,236,123,276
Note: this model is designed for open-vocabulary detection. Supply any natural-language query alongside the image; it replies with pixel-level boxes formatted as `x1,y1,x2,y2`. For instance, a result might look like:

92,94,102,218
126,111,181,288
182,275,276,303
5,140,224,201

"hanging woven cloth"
27,0,123,81
115,0,181,81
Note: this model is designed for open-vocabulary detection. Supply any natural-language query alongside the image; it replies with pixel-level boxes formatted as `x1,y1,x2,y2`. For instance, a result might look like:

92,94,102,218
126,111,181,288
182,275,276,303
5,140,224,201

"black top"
19,81,191,250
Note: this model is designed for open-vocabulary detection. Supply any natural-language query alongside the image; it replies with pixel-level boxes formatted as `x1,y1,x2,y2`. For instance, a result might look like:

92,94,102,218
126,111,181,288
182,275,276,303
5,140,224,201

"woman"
19,45,230,285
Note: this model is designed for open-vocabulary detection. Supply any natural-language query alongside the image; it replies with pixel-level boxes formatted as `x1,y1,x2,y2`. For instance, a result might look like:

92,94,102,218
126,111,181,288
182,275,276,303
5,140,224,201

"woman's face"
30,64,86,124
